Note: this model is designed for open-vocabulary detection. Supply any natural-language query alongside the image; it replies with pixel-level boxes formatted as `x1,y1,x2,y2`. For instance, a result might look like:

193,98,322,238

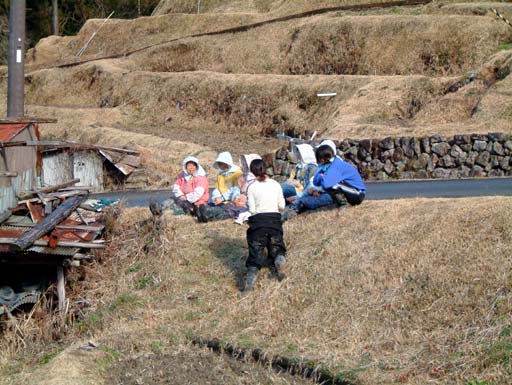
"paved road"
92,178,512,207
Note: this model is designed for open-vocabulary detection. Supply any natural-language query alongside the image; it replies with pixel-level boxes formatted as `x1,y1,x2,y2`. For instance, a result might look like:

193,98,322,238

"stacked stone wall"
266,133,512,181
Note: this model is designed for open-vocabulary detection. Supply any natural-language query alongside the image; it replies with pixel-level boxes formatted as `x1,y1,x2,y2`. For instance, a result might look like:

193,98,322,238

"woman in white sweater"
243,159,287,291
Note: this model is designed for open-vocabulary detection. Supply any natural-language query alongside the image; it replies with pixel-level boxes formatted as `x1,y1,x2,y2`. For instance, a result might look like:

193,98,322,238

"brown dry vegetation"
1,198,511,384
0,1,509,165
1,1,512,383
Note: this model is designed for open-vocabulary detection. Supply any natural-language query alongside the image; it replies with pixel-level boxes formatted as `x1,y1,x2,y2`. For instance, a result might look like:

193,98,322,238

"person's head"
182,156,203,177
240,154,262,174
213,152,235,172
185,161,197,175
217,162,229,171
315,144,335,165
250,159,267,182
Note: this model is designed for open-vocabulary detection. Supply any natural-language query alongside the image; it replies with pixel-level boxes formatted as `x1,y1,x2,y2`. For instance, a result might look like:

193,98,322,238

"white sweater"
247,178,285,215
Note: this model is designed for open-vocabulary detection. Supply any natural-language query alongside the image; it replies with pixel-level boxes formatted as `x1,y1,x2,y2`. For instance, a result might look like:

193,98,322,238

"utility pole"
52,0,59,36
7,0,26,118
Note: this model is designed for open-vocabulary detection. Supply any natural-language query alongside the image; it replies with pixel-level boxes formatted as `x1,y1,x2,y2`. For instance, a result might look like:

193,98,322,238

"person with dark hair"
149,156,209,217
195,151,247,222
312,144,366,206
243,159,287,291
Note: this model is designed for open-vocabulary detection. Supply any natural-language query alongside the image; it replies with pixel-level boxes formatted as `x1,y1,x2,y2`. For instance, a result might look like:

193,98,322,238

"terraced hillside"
1,0,512,182
1,2,512,385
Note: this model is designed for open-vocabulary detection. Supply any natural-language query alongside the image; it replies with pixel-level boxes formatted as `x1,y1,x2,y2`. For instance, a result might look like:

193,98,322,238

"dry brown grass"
3,197,510,384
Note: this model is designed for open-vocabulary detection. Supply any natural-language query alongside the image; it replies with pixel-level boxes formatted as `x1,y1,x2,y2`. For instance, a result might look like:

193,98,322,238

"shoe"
274,255,286,271
281,205,299,222
274,255,286,281
196,204,208,223
149,198,162,216
242,267,258,291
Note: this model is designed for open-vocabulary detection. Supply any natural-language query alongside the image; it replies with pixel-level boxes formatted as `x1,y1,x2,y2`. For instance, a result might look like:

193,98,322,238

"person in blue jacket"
312,144,366,206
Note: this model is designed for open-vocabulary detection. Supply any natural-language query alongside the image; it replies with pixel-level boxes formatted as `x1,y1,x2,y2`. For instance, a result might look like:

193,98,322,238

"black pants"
326,182,365,206
246,213,286,269
176,199,196,214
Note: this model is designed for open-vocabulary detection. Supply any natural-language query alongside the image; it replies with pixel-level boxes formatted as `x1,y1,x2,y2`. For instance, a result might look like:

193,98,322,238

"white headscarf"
294,144,316,165
318,139,337,154
240,154,262,174
213,152,241,175
182,156,206,181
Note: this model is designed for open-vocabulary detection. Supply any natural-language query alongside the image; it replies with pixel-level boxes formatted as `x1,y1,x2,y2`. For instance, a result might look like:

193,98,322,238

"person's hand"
286,196,295,203
307,188,315,195
214,197,223,205
290,180,301,188
178,195,186,201
234,195,247,208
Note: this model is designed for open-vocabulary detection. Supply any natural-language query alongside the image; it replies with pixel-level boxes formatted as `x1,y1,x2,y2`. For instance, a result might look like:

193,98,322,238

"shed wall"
42,151,73,187
73,152,104,192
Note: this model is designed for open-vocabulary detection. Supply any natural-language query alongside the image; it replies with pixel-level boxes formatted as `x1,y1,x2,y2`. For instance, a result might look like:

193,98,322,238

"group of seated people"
150,139,366,223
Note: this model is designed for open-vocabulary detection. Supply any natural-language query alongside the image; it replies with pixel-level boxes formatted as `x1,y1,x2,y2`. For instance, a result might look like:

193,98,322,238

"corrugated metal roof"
0,214,103,256
0,123,29,141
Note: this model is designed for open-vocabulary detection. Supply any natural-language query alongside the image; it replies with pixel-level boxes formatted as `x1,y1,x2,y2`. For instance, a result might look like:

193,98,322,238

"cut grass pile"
2,197,510,384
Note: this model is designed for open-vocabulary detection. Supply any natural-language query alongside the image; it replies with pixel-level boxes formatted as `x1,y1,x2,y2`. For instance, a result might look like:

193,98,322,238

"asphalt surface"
92,178,512,207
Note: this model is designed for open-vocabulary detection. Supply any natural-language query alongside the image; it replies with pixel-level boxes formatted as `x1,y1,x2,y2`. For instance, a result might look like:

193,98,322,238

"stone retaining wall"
265,133,512,181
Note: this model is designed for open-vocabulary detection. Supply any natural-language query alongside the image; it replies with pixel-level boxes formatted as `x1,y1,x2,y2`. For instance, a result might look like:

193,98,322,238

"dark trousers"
176,199,195,214
326,182,365,206
246,213,286,269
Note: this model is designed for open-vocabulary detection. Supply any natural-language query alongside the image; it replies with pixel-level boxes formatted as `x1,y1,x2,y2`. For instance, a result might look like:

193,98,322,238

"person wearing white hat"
280,143,334,221
196,151,246,223
210,151,243,205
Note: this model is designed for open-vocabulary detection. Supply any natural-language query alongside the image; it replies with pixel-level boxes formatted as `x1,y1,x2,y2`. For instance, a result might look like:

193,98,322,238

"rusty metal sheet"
99,150,135,176
0,217,103,255
0,123,29,141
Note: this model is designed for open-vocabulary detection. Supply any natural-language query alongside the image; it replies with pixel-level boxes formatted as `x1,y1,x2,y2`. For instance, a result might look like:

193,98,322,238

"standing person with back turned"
243,159,287,291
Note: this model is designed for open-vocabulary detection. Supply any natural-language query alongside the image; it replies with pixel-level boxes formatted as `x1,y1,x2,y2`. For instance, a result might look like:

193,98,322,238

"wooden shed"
42,149,104,192
0,122,40,219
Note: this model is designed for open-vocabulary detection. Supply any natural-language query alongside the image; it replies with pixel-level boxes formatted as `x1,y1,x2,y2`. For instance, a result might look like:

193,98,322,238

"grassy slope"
1,1,511,383
2,198,511,384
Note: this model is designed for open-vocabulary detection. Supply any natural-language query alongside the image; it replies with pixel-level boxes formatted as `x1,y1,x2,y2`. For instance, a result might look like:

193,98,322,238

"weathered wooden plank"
0,117,57,124
57,266,66,313
0,140,139,155
3,222,104,232
17,179,81,200
0,237,106,248
13,194,88,250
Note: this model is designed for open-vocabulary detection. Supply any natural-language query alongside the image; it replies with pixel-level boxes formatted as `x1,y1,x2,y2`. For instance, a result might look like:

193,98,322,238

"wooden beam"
17,178,81,200
12,194,88,250
57,266,66,314
3,222,104,232
39,179,81,194
0,237,107,248
0,140,139,155
0,117,58,124
0,172,17,177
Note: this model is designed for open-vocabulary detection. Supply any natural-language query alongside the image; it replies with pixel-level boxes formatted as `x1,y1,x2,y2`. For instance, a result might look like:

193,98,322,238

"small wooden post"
52,0,59,36
57,265,66,313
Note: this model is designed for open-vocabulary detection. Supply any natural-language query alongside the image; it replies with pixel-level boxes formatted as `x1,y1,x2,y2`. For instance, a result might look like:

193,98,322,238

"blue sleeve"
312,169,324,187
